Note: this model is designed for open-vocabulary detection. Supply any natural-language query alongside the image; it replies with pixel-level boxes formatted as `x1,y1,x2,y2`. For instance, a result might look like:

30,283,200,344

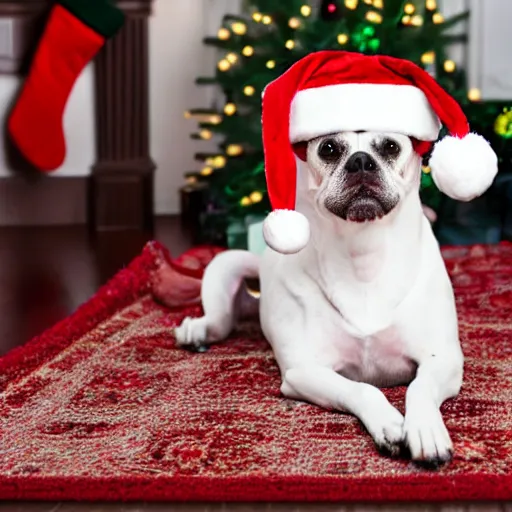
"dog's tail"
202,249,260,320
173,249,258,345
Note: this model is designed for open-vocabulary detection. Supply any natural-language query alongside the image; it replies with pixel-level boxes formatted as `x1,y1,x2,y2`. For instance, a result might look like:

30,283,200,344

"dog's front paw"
403,404,453,466
174,316,208,349
360,387,405,456
369,408,405,457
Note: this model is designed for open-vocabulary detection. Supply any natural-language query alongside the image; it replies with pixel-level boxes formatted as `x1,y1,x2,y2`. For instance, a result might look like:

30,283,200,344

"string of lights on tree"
183,0,512,242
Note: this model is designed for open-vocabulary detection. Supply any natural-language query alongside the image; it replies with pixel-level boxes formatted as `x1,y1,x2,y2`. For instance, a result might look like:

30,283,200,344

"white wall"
470,0,512,99
149,0,241,214
441,0,511,99
150,0,212,215
0,64,95,177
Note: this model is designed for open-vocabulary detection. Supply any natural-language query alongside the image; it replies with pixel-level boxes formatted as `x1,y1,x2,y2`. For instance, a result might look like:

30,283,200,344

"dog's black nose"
345,152,377,173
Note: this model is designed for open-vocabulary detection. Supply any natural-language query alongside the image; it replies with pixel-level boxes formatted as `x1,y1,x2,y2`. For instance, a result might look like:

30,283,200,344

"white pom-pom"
263,210,310,254
429,133,498,202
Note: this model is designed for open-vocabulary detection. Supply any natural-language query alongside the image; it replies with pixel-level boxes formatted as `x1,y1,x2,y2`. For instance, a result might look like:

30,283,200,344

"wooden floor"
0,217,192,358
0,217,508,511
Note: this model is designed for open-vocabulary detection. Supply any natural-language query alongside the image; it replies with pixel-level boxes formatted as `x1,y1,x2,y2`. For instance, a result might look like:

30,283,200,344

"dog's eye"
318,139,341,161
380,139,400,157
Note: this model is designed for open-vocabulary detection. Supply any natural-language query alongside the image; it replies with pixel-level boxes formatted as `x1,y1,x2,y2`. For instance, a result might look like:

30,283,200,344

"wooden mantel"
0,0,155,231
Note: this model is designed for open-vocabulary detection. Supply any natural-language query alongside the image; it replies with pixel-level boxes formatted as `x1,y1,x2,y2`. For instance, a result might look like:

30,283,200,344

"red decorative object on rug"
0,241,511,502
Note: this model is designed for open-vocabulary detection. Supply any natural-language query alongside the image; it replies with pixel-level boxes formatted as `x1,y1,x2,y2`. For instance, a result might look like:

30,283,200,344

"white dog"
175,130,463,465
175,51,497,466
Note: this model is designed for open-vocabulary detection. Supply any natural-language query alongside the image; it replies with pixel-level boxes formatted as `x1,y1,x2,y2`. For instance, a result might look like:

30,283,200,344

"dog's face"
303,131,419,223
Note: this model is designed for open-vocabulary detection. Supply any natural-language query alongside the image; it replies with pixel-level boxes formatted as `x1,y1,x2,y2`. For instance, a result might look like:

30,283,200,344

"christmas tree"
184,0,512,246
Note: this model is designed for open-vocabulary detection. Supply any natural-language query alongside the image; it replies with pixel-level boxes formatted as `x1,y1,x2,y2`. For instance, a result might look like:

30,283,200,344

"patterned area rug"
0,241,511,502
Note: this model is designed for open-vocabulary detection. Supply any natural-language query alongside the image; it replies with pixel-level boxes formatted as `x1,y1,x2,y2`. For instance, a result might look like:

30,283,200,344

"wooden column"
91,0,155,232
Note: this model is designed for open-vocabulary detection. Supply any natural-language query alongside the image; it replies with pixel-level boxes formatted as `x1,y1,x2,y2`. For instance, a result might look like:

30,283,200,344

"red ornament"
327,3,336,12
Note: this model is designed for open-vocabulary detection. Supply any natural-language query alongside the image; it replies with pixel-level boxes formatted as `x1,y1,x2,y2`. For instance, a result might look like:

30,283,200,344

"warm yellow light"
373,0,383,7
363,0,372,4
285,39,295,50
288,17,301,29
249,191,263,203
226,52,238,64
218,59,230,71
200,166,213,176
226,144,243,156
402,15,411,24
444,59,456,72
366,10,383,23
252,12,262,22
223,102,237,116
217,28,230,40
266,60,276,69
243,85,255,96
262,15,272,24
411,14,423,26
432,12,444,23
242,45,254,56
421,51,435,64
345,0,358,9
337,33,349,45
184,110,191,119
231,22,247,35
199,129,212,140
426,0,437,9
422,166,431,174
213,155,227,168
240,196,251,207
186,176,198,185
404,3,415,14
300,4,312,16
209,114,222,125
468,88,482,102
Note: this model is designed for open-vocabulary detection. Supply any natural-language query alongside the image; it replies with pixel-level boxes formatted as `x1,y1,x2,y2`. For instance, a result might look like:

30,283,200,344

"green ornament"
494,109,512,139
362,25,375,37
420,166,434,190
368,38,380,51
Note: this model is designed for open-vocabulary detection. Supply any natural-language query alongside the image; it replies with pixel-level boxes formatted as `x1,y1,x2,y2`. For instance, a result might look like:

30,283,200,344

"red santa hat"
261,50,498,254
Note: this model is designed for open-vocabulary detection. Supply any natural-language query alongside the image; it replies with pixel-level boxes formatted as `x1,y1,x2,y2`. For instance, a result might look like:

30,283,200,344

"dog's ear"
411,138,432,157
292,142,307,162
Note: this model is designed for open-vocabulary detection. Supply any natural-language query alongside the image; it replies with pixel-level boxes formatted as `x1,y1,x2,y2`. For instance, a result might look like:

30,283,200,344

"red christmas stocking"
8,0,124,172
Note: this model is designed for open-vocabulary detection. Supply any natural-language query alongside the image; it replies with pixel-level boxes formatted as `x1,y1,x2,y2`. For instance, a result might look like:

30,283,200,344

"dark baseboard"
0,176,87,226
89,168,154,232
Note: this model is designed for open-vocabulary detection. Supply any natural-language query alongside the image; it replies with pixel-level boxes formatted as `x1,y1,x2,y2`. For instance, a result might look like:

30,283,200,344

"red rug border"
1,240,511,502
0,472,509,502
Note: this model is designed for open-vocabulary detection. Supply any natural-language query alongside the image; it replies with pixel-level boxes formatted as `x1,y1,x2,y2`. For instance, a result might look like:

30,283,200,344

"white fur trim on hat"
289,83,441,143
263,210,310,254
429,133,498,202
